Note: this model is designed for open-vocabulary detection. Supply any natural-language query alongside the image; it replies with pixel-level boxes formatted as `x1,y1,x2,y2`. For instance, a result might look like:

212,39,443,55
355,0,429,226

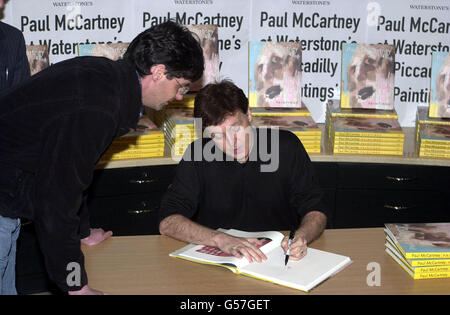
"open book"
169,229,352,292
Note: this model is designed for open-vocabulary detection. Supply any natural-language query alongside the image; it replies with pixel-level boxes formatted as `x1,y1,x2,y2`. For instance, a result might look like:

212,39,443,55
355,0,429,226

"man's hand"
81,228,113,246
281,231,307,261
68,285,106,295
213,233,267,263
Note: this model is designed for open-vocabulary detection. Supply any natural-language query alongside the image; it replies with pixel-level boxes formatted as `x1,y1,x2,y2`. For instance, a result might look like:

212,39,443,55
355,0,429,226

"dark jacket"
0,21,30,94
0,56,142,291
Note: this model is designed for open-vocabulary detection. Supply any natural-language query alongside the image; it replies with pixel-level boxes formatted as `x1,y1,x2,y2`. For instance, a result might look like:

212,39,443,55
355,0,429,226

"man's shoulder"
0,21,23,41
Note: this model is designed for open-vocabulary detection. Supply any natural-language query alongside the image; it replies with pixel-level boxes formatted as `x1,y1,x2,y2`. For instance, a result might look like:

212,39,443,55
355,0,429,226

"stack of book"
418,124,450,159
251,107,321,154
162,107,197,157
384,223,450,279
100,123,165,161
326,100,404,156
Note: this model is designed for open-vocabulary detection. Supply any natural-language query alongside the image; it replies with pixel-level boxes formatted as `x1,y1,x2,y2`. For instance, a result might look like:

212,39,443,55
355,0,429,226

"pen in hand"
284,229,296,265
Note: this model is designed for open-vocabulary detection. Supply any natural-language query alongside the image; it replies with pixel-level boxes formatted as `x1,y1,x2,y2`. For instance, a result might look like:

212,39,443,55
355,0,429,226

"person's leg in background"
0,215,21,295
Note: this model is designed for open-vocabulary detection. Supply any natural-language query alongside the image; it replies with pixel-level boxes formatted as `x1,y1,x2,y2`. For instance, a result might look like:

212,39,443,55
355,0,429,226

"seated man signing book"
159,80,328,264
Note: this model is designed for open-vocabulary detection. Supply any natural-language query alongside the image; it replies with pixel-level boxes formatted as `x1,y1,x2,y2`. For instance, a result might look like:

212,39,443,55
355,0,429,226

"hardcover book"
78,42,129,60
169,229,351,292
26,45,49,75
384,223,450,259
251,107,310,117
249,41,303,108
185,24,220,92
340,43,395,110
385,240,450,279
251,115,320,133
332,116,404,137
429,52,450,118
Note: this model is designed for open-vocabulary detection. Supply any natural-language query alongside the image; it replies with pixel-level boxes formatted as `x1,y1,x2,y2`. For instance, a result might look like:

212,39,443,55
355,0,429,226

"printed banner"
2,0,449,127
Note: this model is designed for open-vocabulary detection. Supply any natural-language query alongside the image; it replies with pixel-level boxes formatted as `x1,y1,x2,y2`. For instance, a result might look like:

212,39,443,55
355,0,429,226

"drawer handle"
385,176,416,182
127,209,155,215
384,204,415,211
129,179,157,184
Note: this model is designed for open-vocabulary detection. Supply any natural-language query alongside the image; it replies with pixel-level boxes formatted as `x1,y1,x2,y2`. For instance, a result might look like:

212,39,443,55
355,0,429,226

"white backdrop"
2,0,449,126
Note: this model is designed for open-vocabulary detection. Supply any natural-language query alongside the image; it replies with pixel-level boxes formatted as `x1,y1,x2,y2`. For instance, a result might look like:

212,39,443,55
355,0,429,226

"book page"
240,246,351,292
170,230,285,270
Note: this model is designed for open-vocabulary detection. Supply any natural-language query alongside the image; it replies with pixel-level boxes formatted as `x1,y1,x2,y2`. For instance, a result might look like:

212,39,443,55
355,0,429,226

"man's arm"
281,211,327,260
160,214,267,263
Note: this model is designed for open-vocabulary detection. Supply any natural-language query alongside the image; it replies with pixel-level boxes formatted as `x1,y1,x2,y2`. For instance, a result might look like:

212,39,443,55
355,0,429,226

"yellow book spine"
413,266,450,274
333,148,403,155
411,259,450,267
340,93,350,108
420,139,450,146
334,131,404,138
248,92,258,107
412,272,450,279
406,252,450,259
428,103,439,118
331,112,398,119
252,112,311,117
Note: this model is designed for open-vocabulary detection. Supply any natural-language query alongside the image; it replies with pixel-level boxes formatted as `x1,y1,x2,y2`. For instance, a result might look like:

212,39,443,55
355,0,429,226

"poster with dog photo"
185,24,220,92
26,45,49,76
429,52,450,119
340,43,395,110
249,41,303,108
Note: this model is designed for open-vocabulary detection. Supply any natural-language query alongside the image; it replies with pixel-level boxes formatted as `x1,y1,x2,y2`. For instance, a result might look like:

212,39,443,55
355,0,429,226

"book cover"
332,116,404,137
419,124,450,142
251,107,310,116
326,99,398,119
26,45,49,76
429,52,450,118
170,229,351,292
78,42,129,61
185,24,220,92
252,115,320,133
385,223,450,259
385,244,450,279
340,43,395,110
249,41,303,108
386,236,450,267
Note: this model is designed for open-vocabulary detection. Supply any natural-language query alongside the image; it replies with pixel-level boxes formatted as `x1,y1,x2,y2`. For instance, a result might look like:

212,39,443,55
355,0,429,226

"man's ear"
149,64,166,81
246,108,252,123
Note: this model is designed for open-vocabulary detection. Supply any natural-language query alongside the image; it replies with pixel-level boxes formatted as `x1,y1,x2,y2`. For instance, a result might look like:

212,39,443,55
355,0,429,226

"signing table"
82,227,450,295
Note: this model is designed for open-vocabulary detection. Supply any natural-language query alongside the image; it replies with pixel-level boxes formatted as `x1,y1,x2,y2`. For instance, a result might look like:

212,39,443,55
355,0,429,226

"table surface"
82,228,450,295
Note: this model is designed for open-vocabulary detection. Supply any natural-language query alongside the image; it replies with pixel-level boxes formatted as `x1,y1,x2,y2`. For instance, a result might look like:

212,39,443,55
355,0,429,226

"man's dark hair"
194,79,249,130
123,20,204,82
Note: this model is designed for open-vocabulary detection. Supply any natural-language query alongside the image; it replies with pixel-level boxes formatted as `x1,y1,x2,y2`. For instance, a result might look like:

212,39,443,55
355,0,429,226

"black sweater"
0,56,142,291
159,128,327,232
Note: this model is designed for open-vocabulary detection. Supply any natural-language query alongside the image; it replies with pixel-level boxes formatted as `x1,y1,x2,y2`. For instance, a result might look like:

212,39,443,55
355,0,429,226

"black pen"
284,229,296,265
